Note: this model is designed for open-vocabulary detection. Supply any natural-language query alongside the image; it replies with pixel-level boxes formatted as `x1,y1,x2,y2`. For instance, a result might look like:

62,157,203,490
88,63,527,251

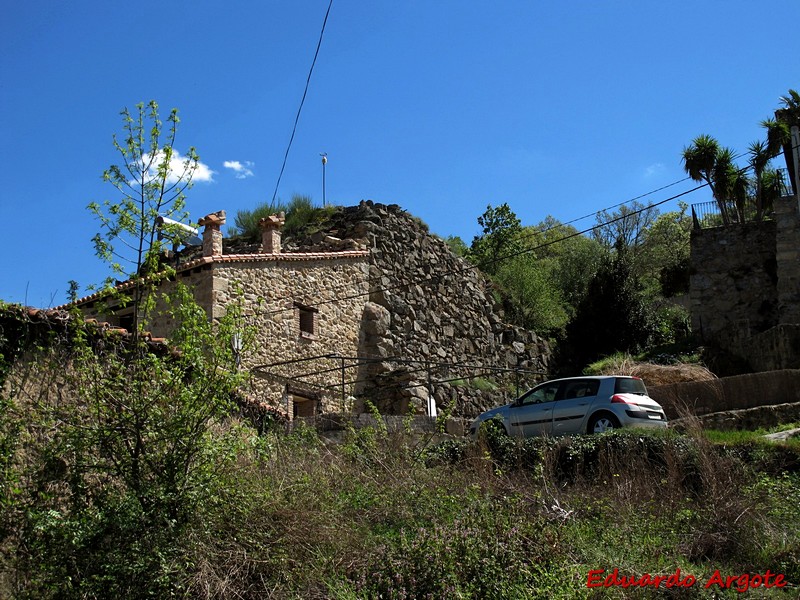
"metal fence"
690,169,794,230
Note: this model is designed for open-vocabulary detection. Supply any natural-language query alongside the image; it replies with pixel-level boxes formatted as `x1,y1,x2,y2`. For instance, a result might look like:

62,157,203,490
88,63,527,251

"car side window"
561,380,600,400
520,382,561,405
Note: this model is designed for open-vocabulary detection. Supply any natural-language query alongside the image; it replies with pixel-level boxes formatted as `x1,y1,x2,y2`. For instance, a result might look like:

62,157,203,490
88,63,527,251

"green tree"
469,203,523,275
557,243,654,373
445,235,468,257
8,286,248,598
638,203,692,296
762,89,800,195
87,100,200,336
493,254,568,334
0,102,253,597
593,201,660,251
525,217,607,319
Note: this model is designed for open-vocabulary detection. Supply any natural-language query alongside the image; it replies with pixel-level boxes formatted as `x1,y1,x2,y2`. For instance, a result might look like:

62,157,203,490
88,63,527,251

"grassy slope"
178,425,799,599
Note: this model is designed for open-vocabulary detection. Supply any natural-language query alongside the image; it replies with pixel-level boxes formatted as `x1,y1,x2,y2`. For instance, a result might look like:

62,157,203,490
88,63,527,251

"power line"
247,181,711,320
246,142,799,389
269,0,334,205
268,145,792,313
242,183,708,391
230,173,704,320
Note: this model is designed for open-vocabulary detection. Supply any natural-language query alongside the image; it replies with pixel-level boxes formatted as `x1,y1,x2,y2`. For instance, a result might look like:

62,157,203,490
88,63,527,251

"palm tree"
761,168,788,206
748,140,772,220
682,135,735,225
762,89,800,195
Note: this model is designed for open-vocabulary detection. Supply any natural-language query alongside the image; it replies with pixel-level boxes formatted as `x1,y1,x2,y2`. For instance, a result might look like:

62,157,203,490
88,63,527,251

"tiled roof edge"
181,250,370,269
59,250,370,308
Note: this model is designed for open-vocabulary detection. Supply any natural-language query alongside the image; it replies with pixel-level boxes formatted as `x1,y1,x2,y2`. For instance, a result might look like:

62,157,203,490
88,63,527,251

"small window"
294,302,318,338
118,312,135,332
114,307,135,332
292,395,317,418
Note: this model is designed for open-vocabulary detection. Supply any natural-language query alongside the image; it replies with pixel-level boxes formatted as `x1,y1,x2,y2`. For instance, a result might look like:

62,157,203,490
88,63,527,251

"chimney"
259,212,285,254
198,210,226,257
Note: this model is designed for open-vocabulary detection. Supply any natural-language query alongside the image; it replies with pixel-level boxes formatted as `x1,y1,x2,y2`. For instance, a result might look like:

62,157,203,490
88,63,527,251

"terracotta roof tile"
58,249,369,309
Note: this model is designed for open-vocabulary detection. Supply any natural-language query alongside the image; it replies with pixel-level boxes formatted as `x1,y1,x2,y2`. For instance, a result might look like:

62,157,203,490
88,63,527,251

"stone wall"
739,324,800,372
689,221,777,343
209,256,370,415
688,195,800,371
649,369,800,419
75,201,552,419
678,402,800,432
303,201,551,417
775,195,800,323
151,255,370,416
76,253,370,417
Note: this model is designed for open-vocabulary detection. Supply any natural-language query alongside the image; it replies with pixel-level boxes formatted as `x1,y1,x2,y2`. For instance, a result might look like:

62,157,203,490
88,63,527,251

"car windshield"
614,377,647,395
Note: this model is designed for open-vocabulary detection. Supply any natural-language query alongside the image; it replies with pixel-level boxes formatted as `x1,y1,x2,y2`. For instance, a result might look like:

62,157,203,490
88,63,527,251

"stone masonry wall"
775,195,800,324
689,221,777,343
77,201,551,419
303,201,552,418
80,255,370,417
191,256,369,415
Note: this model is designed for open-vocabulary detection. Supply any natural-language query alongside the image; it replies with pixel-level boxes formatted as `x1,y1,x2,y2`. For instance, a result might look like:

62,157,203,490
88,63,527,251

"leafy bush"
231,195,336,241
4,320,799,599
1,286,247,598
232,199,288,240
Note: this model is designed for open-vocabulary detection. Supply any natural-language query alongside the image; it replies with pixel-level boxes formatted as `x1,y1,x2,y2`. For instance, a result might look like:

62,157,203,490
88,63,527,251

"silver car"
469,376,667,438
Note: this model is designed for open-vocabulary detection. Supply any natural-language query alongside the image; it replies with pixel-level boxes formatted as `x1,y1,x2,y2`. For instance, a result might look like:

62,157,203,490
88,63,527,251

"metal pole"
427,360,433,416
341,356,346,408
321,153,328,207
790,126,800,208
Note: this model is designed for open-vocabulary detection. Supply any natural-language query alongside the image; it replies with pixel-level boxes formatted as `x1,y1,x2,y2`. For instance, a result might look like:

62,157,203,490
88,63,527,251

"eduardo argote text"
587,568,787,593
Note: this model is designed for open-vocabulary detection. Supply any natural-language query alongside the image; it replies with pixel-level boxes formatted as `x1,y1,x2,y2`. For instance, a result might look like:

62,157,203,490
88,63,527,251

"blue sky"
1,1,798,307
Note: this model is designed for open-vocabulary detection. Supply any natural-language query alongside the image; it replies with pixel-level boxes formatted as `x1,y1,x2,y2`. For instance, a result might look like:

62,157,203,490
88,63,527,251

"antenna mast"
320,152,328,207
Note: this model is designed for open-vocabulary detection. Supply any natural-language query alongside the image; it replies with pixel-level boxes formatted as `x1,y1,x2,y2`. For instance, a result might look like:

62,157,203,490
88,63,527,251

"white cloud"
223,160,255,179
133,150,215,185
644,163,665,178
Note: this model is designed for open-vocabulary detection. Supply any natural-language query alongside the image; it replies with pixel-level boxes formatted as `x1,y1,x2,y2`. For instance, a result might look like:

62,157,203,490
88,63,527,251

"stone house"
74,201,552,420
76,211,371,419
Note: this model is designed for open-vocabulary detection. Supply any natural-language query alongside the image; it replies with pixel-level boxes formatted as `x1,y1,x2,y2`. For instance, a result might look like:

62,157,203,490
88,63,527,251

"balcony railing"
691,169,794,230
690,201,774,230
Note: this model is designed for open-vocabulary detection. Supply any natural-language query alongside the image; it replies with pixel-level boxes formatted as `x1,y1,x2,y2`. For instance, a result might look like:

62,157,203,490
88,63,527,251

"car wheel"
588,413,620,434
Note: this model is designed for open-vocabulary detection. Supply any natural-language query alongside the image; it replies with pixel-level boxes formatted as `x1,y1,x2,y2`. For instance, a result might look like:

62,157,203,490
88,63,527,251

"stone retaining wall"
689,221,777,343
649,369,800,419
309,201,552,417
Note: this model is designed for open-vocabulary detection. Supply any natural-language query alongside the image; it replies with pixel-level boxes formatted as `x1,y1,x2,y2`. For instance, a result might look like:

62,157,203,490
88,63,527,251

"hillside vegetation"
2,405,798,597
0,300,797,598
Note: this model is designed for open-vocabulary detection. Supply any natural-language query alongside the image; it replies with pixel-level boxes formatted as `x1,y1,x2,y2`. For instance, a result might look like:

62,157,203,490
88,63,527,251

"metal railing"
252,353,547,416
690,169,794,230
691,201,778,230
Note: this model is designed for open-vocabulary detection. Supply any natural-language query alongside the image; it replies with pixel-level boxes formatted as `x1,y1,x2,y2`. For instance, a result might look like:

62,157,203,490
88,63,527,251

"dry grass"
593,354,716,386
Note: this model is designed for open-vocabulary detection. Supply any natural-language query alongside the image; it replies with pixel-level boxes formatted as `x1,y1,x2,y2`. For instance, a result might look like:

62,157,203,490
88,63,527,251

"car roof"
539,375,640,384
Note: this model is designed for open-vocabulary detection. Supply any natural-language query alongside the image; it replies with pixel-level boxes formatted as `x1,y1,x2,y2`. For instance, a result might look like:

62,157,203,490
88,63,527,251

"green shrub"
231,195,336,241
